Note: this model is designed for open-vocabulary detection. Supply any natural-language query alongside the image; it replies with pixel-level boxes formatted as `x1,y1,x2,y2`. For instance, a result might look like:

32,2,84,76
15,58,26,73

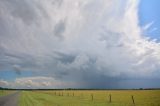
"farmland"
18,90,160,106
0,90,13,96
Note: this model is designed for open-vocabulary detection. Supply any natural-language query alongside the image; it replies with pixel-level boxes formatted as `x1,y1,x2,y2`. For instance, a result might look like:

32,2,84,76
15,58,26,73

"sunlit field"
19,90,160,106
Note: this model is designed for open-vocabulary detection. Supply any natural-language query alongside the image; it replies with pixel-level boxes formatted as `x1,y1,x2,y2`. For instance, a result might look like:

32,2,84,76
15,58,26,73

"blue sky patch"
139,0,160,40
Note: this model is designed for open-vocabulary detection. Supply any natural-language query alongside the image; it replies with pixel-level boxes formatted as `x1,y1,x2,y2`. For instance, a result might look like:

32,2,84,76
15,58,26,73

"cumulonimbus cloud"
0,0,160,88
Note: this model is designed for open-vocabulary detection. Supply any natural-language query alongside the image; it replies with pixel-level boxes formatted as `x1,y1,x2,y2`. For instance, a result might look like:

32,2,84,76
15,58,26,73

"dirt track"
0,92,20,106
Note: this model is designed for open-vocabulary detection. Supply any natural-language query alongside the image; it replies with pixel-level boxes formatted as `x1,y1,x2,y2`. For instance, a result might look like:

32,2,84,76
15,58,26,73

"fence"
42,91,160,106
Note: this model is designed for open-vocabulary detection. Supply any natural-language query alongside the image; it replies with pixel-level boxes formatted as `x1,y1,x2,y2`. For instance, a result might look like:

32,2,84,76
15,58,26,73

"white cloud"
0,0,160,88
0,76,74,89
14,77,61,88
0,80,9,87
142,21,154,30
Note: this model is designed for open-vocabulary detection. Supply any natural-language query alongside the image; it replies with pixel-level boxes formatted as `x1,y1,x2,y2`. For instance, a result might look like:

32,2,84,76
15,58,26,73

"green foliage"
19,90,160,106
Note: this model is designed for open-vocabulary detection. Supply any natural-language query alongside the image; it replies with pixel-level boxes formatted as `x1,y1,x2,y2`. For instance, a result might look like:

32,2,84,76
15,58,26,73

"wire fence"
40,91,160,106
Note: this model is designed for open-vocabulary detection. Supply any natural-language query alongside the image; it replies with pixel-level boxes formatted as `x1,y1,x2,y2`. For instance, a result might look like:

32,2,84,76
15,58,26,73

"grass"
0,90,13,96
19,90,160,106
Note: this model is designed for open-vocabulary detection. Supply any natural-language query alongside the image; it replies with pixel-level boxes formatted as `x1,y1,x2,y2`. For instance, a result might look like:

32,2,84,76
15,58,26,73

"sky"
0,0,160,89
139,0,160,41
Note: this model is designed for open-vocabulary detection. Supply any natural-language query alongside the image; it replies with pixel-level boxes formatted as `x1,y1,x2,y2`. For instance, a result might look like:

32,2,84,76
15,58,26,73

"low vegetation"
0,90,13,96
19,90,160,106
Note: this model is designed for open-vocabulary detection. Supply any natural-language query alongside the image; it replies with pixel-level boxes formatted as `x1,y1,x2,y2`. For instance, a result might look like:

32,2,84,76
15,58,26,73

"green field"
0,90,13,96
19,90,160,106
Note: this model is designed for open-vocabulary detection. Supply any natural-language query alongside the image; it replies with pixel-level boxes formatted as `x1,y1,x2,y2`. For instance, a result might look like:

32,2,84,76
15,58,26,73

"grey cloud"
55,52,76,64
99,29,125,48
0,18,7,36
1,0,37,25
13,65,22,75
54,20,66,39
52,0,63,7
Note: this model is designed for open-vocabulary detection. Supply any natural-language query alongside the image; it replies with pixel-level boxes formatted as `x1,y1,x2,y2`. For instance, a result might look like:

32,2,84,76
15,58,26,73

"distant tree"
0,87,4,90
139,88,143,90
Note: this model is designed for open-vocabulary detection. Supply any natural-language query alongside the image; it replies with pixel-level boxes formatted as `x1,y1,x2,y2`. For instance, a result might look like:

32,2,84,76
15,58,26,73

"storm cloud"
0,0,160,88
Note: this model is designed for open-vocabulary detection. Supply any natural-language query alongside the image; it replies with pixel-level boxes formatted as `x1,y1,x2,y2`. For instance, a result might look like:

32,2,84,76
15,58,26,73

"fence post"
109,94,112,103
131,95,135,105
73,92,74,97
91,94,93,101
